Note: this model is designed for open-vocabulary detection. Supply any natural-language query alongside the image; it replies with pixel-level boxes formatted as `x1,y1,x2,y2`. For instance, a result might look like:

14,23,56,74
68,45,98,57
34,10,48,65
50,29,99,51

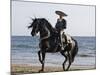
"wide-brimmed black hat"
55,10,68,16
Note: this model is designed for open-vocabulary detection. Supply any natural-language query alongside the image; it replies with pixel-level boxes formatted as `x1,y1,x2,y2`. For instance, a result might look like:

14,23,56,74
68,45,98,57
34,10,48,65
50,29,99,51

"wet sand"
11,64,95,75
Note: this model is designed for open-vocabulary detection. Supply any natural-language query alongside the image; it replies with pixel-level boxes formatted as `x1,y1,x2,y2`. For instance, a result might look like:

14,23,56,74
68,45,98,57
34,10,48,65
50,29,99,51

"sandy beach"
11,36,96,75
11,64,95,75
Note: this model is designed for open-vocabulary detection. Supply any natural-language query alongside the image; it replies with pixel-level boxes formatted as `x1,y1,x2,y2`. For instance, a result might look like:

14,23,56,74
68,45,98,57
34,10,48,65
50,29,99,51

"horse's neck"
39,20,55,40
44,21,54,33
39,25,51,40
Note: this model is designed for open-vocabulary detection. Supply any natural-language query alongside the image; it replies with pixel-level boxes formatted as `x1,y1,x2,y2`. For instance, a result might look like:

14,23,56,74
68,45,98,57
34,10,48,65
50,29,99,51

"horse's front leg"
38,51,42,64
39,52,46,72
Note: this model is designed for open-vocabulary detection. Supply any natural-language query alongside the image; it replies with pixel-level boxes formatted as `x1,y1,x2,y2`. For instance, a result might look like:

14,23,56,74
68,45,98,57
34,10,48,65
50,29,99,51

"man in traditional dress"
55,10,68,50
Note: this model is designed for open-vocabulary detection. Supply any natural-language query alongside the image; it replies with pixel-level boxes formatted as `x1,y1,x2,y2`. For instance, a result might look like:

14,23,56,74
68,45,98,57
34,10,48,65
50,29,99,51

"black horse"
28,18,78,72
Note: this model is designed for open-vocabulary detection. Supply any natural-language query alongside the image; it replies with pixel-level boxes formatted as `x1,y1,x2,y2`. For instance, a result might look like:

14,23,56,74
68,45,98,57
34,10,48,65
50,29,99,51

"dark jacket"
55,19,67,31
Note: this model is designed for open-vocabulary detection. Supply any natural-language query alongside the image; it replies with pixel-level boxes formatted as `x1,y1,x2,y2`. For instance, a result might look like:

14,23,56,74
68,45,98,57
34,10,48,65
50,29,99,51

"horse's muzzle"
31,32,35,36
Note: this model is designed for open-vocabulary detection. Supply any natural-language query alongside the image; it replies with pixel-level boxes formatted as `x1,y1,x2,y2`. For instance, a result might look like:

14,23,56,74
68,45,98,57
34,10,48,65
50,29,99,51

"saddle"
44,28,72,52
47,30,67,52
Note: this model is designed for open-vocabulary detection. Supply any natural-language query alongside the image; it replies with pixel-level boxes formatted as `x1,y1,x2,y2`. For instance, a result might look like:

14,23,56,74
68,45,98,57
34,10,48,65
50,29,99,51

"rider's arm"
62,19,67,29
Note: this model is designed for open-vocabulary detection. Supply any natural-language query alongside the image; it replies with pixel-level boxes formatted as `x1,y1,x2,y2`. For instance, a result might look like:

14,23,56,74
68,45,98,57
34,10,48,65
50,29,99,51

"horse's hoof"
63,69,66,71
66,69,69,71
39,70,43,73
63,68,66,71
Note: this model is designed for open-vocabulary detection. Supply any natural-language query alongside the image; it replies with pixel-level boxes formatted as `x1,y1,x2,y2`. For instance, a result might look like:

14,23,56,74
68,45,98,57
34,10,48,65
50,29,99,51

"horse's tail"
71,38,78,62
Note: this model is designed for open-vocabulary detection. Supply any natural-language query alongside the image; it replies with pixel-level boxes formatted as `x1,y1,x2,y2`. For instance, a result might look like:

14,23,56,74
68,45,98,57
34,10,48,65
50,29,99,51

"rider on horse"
55,10,68,50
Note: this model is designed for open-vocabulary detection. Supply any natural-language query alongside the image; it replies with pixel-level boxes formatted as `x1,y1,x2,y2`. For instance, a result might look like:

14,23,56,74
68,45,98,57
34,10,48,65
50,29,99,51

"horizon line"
11,35,96,37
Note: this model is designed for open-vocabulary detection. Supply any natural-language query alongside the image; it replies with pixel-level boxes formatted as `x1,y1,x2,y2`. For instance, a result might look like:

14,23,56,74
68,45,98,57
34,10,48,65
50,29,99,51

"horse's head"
28,18,41,36
28,17,54,37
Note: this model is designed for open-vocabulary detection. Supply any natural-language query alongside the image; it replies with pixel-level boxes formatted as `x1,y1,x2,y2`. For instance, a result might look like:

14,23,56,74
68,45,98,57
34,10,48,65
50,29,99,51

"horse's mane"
28,18,55,32
40,18,55,32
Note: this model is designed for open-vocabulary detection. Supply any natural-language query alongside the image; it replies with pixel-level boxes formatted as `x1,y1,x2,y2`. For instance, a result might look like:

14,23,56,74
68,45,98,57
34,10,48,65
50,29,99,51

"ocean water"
11,36,96,67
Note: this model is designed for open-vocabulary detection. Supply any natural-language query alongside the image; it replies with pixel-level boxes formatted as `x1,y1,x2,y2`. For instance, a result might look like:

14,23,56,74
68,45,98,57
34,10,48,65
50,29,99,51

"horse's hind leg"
60,51,68,71
66,52,72,71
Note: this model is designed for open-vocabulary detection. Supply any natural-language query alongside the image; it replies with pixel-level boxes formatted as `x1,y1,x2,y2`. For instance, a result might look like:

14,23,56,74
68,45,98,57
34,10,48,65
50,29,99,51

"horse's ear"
30,17,34,21
32,18,34,21
34,17,37,20
33,15,36,19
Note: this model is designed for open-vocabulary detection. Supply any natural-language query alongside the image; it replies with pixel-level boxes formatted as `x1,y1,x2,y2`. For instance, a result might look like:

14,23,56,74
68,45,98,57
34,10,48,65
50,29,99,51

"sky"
12,1,95,36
